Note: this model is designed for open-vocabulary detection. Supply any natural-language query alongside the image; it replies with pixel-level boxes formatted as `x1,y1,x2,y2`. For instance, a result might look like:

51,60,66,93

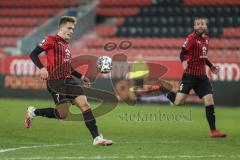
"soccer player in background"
159,17,226,138
127,54,149,101
25,16,112,146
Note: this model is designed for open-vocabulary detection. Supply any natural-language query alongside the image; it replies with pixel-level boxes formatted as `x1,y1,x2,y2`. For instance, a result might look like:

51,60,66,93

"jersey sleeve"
182,35,194,51
38,36,54,50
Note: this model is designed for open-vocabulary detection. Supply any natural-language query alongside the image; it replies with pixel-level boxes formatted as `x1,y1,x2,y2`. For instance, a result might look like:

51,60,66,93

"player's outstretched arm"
30,46,44,69
29,46,48,80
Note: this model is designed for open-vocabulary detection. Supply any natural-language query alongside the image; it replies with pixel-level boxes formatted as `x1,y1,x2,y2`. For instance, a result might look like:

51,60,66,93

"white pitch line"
0,143,82,153
0,140,233,154
3,155,240,160
118,140,180,144
0,141,180,154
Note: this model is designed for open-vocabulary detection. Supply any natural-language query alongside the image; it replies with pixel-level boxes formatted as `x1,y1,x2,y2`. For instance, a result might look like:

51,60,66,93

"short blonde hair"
59,16,77,26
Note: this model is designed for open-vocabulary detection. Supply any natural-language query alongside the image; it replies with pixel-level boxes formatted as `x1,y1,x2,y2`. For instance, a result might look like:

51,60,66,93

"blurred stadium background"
0,0,239,106
0,0,239,159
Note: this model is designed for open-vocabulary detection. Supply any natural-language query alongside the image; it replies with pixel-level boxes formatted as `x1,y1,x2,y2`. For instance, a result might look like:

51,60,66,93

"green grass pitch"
0,98,239,160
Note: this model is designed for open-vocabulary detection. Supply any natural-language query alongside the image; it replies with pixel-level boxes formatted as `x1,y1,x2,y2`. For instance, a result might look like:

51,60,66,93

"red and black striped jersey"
182,32,209,76
39,34,72,80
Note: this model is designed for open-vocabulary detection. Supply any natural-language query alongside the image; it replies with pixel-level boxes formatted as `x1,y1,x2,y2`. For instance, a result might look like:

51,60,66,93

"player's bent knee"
79,102,90,110
56,109,68,119
205,102,214,106
174,101,182,106
173,93,187,106
58,114,68,119
204,99,214,106
56,111,68,119
203,94,214,106
81,102,90,108
174,98,184,106
74,96,90,110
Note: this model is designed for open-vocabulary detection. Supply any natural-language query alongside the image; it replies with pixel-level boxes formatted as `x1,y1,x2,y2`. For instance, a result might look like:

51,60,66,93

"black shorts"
178,74,213,99
47,78,84,105
134,78,144,86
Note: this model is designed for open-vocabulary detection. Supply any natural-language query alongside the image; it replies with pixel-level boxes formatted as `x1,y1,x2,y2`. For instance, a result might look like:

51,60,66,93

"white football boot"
25,106,36,128
93,134,113,146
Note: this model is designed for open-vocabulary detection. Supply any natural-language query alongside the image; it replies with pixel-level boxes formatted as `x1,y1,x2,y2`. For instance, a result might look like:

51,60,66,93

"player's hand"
182,61,188,70
81,76,91,87
40,67,49,80
211,65,220,74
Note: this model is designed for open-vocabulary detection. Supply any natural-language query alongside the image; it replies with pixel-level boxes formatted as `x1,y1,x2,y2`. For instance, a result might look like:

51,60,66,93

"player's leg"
158,78,191,106
134,78,144,101
203,94,226,138
202,94,216,131
34,102,70,119
25,101,70,128
55,102,71,119
194,78,226,138
73,95,112,146
73,95,98,138
174,92,188,106
25,80,71,128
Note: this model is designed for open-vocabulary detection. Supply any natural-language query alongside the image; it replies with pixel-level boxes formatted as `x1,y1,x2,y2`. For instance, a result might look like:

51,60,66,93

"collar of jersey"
56,34,68,43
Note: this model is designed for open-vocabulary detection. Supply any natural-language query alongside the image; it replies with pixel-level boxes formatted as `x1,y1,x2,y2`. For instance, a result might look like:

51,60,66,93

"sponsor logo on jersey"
64,49,71,62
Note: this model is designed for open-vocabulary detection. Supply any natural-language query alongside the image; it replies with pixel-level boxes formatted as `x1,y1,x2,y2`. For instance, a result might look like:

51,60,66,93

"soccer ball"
96,56,112,73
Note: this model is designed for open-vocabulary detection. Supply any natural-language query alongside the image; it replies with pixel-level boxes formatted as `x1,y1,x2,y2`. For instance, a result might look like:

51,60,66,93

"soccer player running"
159,17,226,138
25,16,112,146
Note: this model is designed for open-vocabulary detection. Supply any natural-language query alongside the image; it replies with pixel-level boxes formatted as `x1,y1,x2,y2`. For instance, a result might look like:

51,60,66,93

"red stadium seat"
72,0,240,62
223,27,240,38
97,8,139,16
99,0,152,7
0,27,33,37
0,18,47,27
0,9,62,17
0,0,79,8
184,0,240,6
93,25,117,37
115,17,125,25
0,38,18,47
236,28,240,37
223,28,235,38
0,0,79,48
75,37,240,50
